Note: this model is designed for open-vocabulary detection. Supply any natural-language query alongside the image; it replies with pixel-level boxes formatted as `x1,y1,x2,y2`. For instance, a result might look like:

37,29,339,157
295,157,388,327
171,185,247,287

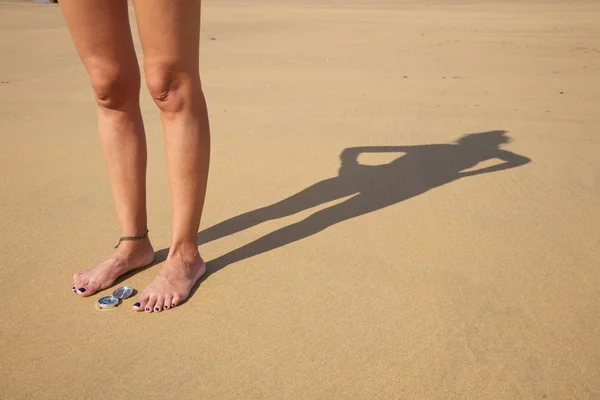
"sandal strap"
115,230,149,248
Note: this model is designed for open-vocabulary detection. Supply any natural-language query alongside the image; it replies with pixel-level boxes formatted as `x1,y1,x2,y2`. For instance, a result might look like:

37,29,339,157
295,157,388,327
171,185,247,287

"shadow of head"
456,130,510,148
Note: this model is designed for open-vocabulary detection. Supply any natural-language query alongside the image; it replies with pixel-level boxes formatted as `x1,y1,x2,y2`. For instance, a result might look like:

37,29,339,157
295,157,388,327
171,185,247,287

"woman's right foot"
72,236,155,297
132,244,206,313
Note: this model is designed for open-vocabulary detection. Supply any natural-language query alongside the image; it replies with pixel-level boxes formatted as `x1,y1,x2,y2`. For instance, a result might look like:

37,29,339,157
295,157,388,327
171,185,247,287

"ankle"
115,236,152,255
168,241,201,262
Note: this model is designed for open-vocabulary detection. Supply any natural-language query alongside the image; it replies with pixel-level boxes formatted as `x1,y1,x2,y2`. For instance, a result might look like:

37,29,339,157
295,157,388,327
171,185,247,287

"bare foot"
132,248,206,313
72,237,155,297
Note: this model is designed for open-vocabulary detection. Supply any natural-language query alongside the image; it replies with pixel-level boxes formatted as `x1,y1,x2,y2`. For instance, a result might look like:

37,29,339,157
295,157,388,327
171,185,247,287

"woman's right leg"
60,0,155,296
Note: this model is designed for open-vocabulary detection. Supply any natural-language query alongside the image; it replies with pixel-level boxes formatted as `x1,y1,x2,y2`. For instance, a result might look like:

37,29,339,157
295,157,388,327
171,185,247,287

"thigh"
132,0,202,72
59,0,139,74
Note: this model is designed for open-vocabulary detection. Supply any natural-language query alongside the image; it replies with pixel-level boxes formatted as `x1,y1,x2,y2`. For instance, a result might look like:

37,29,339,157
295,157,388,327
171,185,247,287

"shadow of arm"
459,150,531,177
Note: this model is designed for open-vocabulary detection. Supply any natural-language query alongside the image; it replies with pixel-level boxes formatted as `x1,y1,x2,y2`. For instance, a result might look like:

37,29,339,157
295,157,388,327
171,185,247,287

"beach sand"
1,0,599,398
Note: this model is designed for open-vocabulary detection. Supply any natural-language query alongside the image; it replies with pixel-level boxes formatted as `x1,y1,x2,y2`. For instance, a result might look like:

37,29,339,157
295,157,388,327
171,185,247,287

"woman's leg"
131,0,210,312
60,0,155,296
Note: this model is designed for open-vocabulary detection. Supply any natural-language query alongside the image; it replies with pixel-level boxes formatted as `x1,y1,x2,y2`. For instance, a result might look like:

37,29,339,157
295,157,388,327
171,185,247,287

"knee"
145,62,202,113
87,61,140,110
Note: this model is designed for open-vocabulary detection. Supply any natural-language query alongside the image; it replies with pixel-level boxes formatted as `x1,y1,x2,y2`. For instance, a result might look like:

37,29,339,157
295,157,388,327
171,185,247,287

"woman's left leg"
131,0,211,312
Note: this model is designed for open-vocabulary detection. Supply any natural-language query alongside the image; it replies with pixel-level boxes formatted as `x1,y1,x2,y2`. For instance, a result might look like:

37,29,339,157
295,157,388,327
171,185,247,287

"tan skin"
60,0,210,312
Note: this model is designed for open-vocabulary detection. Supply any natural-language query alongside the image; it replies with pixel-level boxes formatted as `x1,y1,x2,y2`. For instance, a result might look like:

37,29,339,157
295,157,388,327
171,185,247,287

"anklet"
115,230,149,248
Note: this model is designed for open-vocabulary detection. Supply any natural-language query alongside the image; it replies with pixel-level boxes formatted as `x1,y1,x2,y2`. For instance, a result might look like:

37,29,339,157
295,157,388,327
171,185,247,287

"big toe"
132,293,149,312
72,274,93,296
75,284,96,297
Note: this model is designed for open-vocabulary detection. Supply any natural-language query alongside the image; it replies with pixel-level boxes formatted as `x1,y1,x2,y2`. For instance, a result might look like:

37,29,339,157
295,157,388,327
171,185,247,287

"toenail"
78,288,86,293
145,308,149,311
172,303,175,307
155,308,159,311
164,305,168,309
133,302,141,307
73,289,77,293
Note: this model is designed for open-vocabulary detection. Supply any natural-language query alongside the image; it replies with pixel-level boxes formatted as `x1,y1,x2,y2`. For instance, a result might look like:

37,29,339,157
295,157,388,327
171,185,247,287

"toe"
163,295,173,310
145,296,157,313
76,285,93,297
133,292,149,312
172,294,181,308
72,273,90,296
72,273,101,297
154,297,164,313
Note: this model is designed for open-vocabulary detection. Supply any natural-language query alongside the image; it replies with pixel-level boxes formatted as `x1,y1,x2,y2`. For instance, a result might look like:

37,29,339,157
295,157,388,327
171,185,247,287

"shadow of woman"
198,130,530,272
163,130,530,299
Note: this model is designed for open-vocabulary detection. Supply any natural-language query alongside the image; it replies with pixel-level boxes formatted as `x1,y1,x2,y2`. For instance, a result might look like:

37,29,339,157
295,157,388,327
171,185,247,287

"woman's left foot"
133,248,206,312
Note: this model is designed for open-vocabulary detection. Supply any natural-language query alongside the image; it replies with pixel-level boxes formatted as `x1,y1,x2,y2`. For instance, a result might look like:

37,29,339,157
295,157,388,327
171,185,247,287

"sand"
1,0,599,398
